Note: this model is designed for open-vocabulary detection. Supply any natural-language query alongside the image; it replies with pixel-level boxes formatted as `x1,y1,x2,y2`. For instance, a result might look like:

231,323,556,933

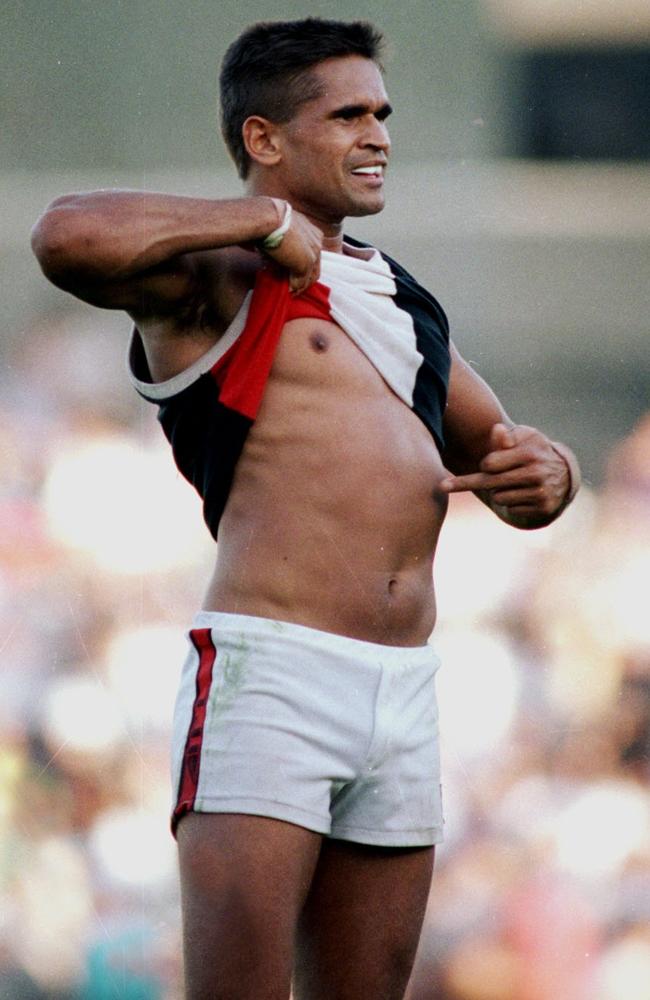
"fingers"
439,470,566,522
480,445,540,475
487,422,514,452
288,252,321,295
482,423,539,463
265,209,323,293
440,468,536,494
440,423,571,524
440,424,569,508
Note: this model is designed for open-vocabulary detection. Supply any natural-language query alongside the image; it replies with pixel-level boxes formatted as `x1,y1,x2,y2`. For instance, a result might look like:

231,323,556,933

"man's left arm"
439,342,580,529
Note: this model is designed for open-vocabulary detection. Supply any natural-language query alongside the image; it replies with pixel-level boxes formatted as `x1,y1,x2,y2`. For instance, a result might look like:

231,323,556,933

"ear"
242,116,283,169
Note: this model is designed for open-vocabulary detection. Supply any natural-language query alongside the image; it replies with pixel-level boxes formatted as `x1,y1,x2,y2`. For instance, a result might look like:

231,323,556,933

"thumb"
489,422,516,451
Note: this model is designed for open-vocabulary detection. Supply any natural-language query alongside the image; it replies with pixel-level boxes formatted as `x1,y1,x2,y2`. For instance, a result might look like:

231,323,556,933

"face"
267,55,392,225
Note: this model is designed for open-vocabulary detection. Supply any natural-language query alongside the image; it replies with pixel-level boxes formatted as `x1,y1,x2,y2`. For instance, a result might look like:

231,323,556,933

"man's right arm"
31,191,322,319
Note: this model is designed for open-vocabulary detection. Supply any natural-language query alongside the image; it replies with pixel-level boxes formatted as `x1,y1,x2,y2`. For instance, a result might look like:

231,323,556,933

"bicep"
441,341,513,474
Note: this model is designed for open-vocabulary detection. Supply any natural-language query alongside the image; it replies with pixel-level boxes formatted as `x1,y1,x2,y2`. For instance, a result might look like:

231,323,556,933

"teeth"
352,166,382,175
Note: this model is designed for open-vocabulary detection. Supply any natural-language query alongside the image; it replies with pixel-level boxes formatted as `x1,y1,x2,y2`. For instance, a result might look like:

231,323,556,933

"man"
31,18,579,1000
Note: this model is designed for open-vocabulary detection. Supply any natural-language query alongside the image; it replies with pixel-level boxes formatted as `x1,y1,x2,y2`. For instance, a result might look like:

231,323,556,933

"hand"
263,206,323,295
440,423,573,523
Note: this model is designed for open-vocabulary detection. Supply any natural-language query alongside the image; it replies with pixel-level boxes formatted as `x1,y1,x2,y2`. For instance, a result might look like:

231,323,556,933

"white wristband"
259,201,292,251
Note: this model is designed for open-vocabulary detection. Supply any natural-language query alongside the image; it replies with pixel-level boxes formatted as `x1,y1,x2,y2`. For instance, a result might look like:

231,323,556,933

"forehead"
304,55,389,114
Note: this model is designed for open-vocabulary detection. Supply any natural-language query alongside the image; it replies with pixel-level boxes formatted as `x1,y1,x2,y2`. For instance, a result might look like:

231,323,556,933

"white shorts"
171,611,444,847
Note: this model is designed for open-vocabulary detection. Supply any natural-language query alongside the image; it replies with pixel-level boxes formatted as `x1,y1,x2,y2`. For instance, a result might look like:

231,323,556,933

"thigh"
294,838,435,1000
178,812,322,1000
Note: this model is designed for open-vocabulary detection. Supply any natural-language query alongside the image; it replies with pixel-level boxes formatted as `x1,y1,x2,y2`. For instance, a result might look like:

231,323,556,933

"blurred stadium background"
1,1,649,997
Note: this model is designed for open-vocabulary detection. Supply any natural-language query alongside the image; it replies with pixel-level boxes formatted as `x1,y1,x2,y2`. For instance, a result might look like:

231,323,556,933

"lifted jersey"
129,240,450,541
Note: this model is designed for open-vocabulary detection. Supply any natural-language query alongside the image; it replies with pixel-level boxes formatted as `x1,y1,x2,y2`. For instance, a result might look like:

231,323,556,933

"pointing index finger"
440,466,536,493
439,472,494,493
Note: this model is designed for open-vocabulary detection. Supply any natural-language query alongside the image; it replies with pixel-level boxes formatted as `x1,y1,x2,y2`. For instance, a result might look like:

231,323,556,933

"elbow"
30,213,65,281
30,195,97,285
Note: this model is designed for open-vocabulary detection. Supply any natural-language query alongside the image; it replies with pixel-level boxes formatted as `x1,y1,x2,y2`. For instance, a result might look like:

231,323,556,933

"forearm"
31,190,281,284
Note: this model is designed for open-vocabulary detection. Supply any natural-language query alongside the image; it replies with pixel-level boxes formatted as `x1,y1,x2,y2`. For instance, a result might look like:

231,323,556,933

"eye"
338,108,362,121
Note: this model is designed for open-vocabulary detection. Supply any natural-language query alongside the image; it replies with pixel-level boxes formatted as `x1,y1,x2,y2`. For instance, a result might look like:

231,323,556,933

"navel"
309,331,329,352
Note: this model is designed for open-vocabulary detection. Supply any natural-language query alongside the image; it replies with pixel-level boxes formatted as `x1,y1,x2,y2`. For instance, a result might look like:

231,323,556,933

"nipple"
309,331,329,352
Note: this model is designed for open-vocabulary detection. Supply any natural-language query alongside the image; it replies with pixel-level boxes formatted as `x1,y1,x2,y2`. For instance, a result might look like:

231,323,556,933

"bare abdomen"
204,318,449,646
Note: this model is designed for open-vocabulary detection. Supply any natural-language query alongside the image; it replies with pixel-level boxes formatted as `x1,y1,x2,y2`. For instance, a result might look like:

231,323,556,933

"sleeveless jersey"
129,240,450,541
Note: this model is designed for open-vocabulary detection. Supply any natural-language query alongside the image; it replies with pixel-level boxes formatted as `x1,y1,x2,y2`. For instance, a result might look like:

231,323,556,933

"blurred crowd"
1,310,649,1000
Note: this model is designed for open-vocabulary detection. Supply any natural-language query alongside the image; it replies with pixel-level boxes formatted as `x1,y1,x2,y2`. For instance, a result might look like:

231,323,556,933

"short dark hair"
219,18,385,179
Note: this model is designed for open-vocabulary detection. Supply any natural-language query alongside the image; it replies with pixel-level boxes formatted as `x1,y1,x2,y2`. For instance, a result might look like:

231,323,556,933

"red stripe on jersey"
210,269,332,420
172,628,217,836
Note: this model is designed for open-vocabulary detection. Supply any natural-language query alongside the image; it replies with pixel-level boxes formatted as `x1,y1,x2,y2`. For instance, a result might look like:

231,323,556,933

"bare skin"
207,291,449,645
32,52,579,1000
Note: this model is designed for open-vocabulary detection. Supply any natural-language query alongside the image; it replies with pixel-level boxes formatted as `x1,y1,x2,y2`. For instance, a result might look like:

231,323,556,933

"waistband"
191,610,438,669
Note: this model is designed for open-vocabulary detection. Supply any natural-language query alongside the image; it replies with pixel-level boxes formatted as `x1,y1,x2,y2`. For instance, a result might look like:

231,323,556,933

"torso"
139,248,449,646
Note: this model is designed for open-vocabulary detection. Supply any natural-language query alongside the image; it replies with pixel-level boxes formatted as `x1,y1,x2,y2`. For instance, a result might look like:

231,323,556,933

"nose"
361,116,391,155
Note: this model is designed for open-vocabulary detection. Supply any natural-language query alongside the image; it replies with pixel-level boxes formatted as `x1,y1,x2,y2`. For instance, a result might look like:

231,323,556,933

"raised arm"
30,190,322,319
440,342,580,529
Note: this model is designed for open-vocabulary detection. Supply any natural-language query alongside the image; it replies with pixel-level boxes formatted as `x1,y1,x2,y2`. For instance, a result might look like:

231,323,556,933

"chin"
344,194,386,218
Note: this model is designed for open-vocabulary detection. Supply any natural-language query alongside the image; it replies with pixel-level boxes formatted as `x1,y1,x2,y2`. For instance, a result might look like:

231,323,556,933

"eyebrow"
329,102,393,121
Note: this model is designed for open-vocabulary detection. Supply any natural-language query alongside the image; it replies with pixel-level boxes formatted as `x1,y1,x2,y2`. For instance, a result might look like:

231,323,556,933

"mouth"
350,164,385,177
349,164,385,192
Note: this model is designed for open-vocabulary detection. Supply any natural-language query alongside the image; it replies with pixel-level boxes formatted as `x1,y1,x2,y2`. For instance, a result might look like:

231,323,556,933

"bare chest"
248,313,445,491
268,314,390,396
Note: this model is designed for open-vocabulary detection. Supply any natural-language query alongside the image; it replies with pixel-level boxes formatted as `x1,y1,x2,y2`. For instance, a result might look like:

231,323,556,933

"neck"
321,230,344,253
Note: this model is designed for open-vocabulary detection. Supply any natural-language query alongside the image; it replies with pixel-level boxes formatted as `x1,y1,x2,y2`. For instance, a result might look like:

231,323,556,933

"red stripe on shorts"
172,627,217,836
